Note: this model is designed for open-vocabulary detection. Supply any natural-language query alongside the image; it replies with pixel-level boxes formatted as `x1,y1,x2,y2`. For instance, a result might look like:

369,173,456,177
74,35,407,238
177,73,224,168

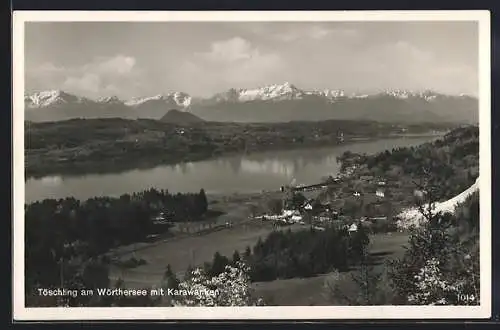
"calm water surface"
25,136,439,203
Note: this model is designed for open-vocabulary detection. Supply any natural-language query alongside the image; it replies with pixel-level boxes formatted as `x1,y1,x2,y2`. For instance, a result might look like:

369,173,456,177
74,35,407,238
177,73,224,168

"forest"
333,125,479,207
25,187,208,303
198,224,370,282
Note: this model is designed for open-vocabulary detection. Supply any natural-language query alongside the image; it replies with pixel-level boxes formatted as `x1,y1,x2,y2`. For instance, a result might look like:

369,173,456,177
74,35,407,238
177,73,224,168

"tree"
243,246,252,260
303,210,313,231
350,223,370,263
389,180,480,305
82,258,110,291
163,264,180,290
349,251,384,305
184,264,195,280
248,204,258,218
266,198,283,215
209,252,231,277
289,192,307,210
323,253,387,305
198,189,208,214
160,264,180,306
172,262,265,306
253,237,264,257
232,250,241,264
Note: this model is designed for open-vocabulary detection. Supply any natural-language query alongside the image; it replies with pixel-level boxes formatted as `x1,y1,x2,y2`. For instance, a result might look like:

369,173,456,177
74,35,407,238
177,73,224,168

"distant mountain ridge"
25,82,478,123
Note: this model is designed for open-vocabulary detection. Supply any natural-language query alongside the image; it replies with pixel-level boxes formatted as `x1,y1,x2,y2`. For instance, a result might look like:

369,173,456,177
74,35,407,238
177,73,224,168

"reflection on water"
226,154,340,178
240,159,296,177
25,136,439,203
40,176,63,185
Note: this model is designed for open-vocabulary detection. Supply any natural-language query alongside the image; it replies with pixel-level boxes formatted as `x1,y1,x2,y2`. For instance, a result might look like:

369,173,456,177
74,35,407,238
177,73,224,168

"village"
253,173,393,235
144,161,403,242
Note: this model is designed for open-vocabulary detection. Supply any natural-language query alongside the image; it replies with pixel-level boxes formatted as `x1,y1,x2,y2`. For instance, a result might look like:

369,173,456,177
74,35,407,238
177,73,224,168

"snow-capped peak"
97,96,124,104
211,83,355,103
238,82,303,101
213,82,304,102
125,92,192,108
25,90,86,108
305,89,346,100
170,91,192,107
380,89,440,101
124,94,164,106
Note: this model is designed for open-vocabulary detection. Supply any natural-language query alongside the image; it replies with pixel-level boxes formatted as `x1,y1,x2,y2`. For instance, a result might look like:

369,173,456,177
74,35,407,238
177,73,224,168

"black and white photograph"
13,11,491,320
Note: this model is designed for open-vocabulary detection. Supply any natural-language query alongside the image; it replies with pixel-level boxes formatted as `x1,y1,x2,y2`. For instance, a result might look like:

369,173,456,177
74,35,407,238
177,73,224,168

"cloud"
391,41,434,63
272,26,360,42
201,37,255,62
29,62,66,75
26,55,141,97
63,73,101,93
88,55,137,75
175,37,285,95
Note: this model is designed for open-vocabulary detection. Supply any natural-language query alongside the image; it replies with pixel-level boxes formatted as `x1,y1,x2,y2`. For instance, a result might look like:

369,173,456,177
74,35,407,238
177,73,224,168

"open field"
107,190,314,287
108,188,409,307
109,220,307,289
109,222,409,306
252,231,410,305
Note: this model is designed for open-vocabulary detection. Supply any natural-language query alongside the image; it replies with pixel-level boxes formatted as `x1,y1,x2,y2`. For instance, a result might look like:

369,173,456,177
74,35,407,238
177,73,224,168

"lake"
25,135,439,203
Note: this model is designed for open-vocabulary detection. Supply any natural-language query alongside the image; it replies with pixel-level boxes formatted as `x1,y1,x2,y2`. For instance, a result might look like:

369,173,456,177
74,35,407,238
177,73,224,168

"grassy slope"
252,232,409,306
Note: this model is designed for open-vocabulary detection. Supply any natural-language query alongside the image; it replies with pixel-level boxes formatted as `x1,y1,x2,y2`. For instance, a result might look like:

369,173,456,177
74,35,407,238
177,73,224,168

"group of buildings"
257,172,393,234
256,197,363,233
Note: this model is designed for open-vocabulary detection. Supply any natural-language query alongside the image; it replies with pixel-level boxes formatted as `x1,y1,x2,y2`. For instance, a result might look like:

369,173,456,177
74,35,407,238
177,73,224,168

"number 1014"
457,294,476,303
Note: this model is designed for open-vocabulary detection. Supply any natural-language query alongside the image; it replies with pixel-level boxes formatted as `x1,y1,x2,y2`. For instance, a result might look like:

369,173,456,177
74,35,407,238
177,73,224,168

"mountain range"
24,82,478,124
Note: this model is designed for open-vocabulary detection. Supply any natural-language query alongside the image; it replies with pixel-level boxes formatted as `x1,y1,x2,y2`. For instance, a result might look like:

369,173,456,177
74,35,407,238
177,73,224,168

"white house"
318,216,330,223
348,223,358,232
353,192,361,197
152,212,171,225
376,189,385,198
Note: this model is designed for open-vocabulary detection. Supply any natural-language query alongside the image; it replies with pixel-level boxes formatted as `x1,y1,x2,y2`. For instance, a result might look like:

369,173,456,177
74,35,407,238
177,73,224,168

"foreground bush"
171,262,265,307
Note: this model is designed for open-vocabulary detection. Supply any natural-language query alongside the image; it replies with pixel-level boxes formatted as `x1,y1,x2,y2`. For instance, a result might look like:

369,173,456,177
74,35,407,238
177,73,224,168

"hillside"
326,126,479,221
160,109,205,124
24,83,478,124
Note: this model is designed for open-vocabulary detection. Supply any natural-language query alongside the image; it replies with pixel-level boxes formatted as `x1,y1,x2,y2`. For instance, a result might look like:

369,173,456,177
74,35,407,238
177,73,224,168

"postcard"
12,10,491,320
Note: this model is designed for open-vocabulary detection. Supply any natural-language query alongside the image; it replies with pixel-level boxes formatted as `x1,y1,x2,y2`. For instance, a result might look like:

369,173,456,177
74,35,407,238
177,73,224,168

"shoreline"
25,133,443,181
24,133,444,204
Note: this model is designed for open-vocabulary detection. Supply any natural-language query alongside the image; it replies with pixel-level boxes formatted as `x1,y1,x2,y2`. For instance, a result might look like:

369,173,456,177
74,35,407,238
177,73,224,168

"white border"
12,10,492,321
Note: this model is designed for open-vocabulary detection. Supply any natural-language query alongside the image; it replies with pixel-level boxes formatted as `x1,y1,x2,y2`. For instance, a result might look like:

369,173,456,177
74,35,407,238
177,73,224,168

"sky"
24,21,479,99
